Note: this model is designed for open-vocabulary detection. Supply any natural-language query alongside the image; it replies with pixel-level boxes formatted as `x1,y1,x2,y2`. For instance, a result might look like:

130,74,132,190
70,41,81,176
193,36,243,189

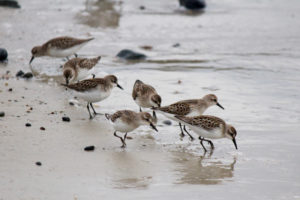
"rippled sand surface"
0,0,300,199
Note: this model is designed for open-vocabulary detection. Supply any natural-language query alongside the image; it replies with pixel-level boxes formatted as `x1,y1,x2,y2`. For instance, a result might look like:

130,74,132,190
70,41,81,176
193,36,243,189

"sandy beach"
1,0,300,199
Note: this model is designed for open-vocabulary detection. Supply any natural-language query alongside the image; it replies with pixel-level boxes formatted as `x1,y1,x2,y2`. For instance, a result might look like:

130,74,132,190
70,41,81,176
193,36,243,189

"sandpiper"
175,115,237,152
132,80,162,119
30,36,94,64
62,75,123,119
105,110,158,148
154,94,224,140
63,56,101,84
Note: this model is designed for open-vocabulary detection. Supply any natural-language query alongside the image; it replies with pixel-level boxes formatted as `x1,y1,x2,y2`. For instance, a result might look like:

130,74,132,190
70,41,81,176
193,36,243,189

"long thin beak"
216,102,224,110
29,56,35,64
150,122,158,132
117,83,123,90
232,138,238,150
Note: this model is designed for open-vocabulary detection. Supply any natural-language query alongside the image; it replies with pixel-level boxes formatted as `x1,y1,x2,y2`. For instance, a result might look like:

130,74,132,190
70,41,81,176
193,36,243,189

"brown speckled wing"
176,115,225,130
79,57,100,69
159,102,191,115
63,58,82,70
64,78,104,92
111,110,136,123
132,81,156,100
45,36,93,50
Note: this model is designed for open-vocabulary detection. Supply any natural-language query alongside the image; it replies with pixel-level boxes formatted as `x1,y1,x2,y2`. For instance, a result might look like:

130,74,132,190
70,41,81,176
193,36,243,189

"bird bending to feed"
30,36,94,64
62,75,123,119
63,56,101,84
105,110,158,148
153,94,224,141
132,79,162,119
175,115,237,152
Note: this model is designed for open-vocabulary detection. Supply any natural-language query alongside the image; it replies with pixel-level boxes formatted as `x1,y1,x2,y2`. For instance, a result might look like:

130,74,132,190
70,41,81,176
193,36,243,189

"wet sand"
1,0,300,199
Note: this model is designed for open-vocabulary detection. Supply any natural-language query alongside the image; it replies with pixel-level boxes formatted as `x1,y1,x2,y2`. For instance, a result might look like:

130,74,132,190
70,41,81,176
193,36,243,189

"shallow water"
1,0,300,199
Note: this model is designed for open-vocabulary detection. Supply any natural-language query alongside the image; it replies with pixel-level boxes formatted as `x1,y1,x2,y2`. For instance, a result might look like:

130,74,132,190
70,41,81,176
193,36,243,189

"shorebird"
30,36,94,64
154,94,224,140
105,110,158,148
132,80,161,119
175,115,238,152
63,56,101,84
62,75,123,119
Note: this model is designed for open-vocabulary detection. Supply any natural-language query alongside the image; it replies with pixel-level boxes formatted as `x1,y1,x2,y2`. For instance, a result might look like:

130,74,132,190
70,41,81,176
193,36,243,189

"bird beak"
117,83,123,90
29,56,35,64
216,102,224,110
150,122,158,132
232,138,238,150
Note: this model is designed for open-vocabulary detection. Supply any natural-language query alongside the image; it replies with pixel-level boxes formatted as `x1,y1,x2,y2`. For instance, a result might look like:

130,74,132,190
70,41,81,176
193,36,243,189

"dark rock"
0,48,8,61
16,70,24,77
40,127,45,131
0,0,20,8
25,123,31,127
69,102,74,106
179,0,206,10
0,111,5,117
139,5,145,10
84,146,95,151
116,49,146,60
22,72,33,79
173,43,180,47
163,120,172,126
35,162,42,166
62,116,70,122
8,88,12,92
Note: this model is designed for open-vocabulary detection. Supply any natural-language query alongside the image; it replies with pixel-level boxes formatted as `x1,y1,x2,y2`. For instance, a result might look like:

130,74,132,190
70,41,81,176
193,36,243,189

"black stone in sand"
0,48,8,61
16,70,24,77
22,72,33,79
0,112,5,117
25,123,31,127
116,49,146,60
0,0,20,8
62,116,70,122
35,162,42,166
84,146,95,151
179,0,206,10
163,120,172,125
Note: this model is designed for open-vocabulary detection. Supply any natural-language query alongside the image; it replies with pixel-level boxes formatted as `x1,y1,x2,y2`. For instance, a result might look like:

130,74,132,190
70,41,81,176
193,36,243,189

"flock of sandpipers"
29,36,238,153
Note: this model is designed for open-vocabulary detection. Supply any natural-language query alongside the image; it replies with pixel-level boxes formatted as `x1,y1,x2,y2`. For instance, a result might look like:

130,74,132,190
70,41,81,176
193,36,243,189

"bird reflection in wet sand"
76,0,121,28
173,152,236,185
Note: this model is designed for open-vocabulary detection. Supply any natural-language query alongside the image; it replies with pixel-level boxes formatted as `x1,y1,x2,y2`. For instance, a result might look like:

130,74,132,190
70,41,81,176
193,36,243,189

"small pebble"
0,48,8,61
16,70,25,77
163,120,172,126
69,102,74,106
139,5,145,10
0,111,5,117
84,146,95,151
8,88,12,92
40,127,45,131
35,162,42,166
62,116,70,122
173,43,180,47
25,123,31,127
22,72,33,79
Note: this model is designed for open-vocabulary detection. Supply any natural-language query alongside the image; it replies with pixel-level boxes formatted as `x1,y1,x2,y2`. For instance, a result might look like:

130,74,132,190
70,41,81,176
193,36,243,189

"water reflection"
173,152,236,185
76,0,121,28
109,152,152,189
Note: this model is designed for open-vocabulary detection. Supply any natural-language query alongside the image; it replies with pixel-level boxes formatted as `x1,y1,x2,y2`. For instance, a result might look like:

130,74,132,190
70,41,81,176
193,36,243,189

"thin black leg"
87,103,93,119
66,56,70,60
139,107,142,112
183,125,194,141
199,136,207,152
74,53,78,58
90,103,98,115
202,138,215,149
122,133,128,148
179,123,185,137
114,132,125,148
